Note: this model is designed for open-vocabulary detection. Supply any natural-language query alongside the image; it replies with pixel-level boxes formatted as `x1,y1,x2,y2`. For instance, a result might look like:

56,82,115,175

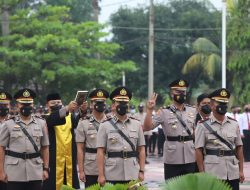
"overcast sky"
99,0,222,23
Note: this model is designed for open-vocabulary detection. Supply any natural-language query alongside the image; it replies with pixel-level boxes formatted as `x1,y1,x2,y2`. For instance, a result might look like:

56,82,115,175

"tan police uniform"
152,105,196,164
0,91,12,126
195,115,242,180
76,115,107,175
97,115,145,181
0,115,49,181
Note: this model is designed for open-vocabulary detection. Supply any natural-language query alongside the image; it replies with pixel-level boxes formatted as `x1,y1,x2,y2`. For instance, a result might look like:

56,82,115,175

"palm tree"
182,37,221,80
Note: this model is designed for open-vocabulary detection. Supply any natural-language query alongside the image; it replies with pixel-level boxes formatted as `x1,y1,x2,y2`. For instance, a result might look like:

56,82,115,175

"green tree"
110,0,221,101
0,5,136,103
227,0,250,104
182,37,221,81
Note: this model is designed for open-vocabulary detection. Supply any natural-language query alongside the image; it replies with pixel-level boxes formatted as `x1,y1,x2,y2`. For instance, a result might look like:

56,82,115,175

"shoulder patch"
227,116,237,121
34,115,45,120
198,118,209,123
129,116,140,121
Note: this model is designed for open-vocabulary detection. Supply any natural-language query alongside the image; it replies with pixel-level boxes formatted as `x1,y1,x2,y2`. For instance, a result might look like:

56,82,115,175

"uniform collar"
90,114,107,123
210,114,230,125
112,115,130,124
171,104,186,111
16,114,37,124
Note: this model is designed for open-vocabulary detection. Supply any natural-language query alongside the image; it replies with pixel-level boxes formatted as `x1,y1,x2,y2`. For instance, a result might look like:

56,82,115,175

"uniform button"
122,127,125,129
183,130,186,133
124,146,127,149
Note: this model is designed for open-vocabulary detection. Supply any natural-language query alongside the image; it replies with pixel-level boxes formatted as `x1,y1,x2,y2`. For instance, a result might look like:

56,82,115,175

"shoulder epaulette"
198,118,209,123
82,115,91,120
6,116,15,121
102,117,112,122
129,116,140,121
185,104,196,108
34,115,45,120
227,116,237,121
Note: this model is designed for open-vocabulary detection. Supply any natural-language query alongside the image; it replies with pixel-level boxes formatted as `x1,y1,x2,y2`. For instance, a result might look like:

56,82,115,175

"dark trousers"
0,181,6,190
149,133,157,154
224,179,239,190
85,175,98,188
7,181,42,190
157,129,165,155
144,135,150,156
164,163,196,180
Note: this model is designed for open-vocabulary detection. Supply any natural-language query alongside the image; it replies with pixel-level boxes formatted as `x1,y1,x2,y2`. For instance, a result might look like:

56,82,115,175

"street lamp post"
222,0,227,88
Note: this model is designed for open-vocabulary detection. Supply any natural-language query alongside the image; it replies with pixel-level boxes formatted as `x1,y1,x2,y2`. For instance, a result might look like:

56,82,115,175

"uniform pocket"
6,158,19,165
85,154,96,161
10,131,23,138
87,130,97,139
227,133,237,143
204,156,219,164
167,144,176,150
105,159,116,166
32,129,43,137
233,157,239,165
35,157,44,164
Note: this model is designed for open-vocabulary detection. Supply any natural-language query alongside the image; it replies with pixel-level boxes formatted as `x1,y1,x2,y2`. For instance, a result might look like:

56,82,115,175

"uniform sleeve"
195,123,206,149
137,124,146,146
0,123,10,147
152,110,164,129
96,123,107,148
75,120,86,143
41,120,50,146
235,125,243,146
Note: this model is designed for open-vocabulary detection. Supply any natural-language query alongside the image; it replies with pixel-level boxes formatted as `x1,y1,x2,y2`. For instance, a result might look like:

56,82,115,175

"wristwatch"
43,166,50,173
139,169,144,173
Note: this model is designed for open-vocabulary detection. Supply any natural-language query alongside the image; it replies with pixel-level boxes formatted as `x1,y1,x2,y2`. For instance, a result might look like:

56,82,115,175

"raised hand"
147,93,158,110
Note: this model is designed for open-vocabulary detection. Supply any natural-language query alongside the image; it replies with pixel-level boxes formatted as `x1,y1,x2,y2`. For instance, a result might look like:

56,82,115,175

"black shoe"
145,160,150,164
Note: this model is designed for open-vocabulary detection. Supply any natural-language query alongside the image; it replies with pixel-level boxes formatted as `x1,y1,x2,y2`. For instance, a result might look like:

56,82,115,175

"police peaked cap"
88,89,109,101
46,93,61,102
110,86,132,102
208,88,230,103
169,79,189,89
0,91,12,103
14,88,36,103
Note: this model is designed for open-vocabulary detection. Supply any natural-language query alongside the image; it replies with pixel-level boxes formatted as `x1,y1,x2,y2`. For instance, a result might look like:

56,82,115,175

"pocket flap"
85,154,96,161
167,145,176,150
129,132,138,138
105,159,116,166
233,157,239,165
36,158,44,164
87,130,97,135
207,134,216,140
205,156,219,164
6,158,19,165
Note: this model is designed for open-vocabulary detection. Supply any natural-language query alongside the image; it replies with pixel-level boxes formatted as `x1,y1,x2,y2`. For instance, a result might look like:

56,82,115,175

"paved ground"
144,154,250,190
79,155,250,189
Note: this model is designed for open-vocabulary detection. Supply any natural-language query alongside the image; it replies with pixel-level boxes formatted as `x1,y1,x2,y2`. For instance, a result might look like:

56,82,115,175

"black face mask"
116,102,128,116
20,106,33,117
94,102,106,113
201,105,211,115
138,108,143,113
216,104,228,115
173,93,186,104
50,105,62,112
0,106,9,117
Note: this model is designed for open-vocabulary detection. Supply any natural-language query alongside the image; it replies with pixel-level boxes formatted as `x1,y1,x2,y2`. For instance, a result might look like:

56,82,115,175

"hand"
138,171,144,181
240,171,245,183
67,101,78,112
79,101,88,113
98,175,106,186
147,93,158,111
0,171,7,183
79,171,86,182
43,170,49,181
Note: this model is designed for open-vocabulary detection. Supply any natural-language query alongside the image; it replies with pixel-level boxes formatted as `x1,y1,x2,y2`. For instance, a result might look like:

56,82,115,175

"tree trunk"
1,5,10,47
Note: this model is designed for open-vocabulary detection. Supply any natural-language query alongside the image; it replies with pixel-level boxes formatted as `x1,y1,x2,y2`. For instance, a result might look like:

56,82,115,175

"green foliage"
162,173,231,190
86,181,147,190
182,37,221,80
110,0,221,100
227,0,250,105
0,5,136,103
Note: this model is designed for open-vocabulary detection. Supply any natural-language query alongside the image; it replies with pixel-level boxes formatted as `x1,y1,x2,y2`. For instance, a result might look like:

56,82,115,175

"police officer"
195,93,211,125
0,88,49,190
195,88,244,190
0,91,12,125
96,87,145,185
75,88,109,188
0,92,12,190
144,79,196,180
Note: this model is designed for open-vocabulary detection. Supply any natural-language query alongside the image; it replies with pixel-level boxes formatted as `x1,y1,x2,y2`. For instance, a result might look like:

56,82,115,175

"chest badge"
111,136,117,143
172,125,177,129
